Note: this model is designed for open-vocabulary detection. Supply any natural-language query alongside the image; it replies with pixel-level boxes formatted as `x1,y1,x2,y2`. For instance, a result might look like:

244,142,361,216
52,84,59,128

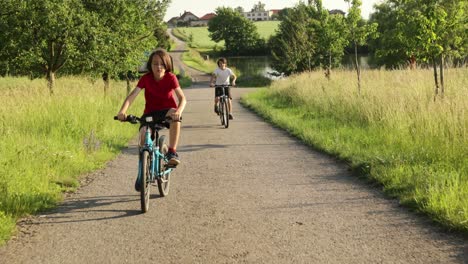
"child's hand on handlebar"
117,112,126,121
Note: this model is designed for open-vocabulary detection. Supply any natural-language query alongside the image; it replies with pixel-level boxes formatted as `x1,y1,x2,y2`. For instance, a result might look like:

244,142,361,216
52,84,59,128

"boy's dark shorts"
215,86,231,99
140,109,176,130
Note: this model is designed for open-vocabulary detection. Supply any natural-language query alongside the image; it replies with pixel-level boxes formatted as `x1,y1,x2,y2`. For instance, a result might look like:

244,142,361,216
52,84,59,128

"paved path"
0,31,466,264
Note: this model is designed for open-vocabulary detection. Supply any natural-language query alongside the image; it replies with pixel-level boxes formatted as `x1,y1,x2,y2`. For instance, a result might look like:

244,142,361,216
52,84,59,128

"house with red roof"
190,13,217,27
167,11,199,27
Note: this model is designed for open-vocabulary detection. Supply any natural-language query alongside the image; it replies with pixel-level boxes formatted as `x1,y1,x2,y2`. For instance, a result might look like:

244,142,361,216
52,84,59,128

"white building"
243,10,273,21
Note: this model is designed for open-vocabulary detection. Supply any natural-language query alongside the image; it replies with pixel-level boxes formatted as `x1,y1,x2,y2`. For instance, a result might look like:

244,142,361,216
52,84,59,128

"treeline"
0,0,171,94
208,0,467,95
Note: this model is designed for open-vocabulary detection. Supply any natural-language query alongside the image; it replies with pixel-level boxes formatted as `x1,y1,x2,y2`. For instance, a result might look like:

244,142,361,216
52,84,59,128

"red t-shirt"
137,72,179,114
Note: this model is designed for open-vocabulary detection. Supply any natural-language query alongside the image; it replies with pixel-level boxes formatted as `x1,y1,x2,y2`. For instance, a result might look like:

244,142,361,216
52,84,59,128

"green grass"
254,20,280,39
182,48,218,74
173,21,279,51
241,68,468,232
0,76,144,245
173,27,223,50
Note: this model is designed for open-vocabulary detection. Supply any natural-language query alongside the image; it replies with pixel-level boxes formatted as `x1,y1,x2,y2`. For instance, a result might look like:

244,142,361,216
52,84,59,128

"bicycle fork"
137,129,155,182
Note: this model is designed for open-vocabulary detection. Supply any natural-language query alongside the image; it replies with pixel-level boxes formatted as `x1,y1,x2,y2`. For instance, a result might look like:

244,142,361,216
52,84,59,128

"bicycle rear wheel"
157,135,171,196
221,98,229,128
140,150,151,213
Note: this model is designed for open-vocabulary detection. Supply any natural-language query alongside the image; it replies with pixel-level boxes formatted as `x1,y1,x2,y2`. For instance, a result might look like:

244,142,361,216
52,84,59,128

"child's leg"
165,109,180,151
139,127,147,147
214,97,219,114
168,121,180,150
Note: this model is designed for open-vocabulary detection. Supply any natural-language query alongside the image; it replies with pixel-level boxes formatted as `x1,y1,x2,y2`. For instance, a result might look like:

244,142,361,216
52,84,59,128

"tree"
208,7,265,55
309,0,348,79
0,0,91,94
0,1,22,76
251,1,266,12
0,0,170,94
269,4,317,75
369,0,467,98
235,6,244,14
75,0,168,94
368,2,410,69
402,0,467,99
345,0,377,94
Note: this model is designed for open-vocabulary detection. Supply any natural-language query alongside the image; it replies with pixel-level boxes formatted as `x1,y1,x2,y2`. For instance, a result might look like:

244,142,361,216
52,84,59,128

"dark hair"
217,57,227,67
146,49,173,73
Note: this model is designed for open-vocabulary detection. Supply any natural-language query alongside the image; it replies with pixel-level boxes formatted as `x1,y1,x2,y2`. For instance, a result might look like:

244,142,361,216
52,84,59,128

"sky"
164,0,383,21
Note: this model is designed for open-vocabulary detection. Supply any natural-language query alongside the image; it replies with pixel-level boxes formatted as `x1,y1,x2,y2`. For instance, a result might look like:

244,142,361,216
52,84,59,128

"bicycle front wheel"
221,99,229,128
140,150,151,213
157,135,171,196
218,101,225,126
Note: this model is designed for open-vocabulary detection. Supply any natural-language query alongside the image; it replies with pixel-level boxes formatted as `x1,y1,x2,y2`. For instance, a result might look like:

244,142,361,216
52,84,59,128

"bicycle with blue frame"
215,84,231,128
114,114,174,213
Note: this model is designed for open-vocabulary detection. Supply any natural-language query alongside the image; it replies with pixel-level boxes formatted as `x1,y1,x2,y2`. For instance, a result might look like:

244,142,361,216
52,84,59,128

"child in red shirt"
117,49,187,167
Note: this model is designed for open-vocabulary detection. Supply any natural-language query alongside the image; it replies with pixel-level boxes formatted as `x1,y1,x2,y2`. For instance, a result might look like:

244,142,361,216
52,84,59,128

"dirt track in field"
0,30,466,264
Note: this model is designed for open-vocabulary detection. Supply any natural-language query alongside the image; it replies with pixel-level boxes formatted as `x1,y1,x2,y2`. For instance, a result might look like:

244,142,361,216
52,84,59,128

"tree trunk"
46,70,55,95
354,42,361,94
432,57,439,101
325,52,331,80
102,72,110,96
126,75,131,94
439,55,445,98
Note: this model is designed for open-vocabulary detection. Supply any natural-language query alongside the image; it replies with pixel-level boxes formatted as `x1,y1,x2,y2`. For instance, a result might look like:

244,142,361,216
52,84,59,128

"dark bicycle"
114,115,174,213
215,84,231,128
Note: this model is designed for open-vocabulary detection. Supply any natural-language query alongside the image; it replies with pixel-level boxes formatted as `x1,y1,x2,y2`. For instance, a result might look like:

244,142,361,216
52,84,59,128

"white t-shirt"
213,68,234,85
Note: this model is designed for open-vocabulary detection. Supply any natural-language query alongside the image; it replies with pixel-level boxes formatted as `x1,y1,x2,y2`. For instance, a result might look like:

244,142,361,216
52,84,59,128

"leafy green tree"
0,0,91,93
75,0,168,94
368,2,410,69
309,0,348,79
0,0,23,75
345,0,377,94
235,6,244,14
402,0,467,98
251,1,266,12
208,7,265,55
0,0,170,94
269,4,317,75
369,0,467,98
270,2,348,77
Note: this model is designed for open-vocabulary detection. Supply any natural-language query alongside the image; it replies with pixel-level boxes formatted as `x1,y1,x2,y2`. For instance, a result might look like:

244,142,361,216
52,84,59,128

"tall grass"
0,77,143,244
242,68,468,231
182,48,219,74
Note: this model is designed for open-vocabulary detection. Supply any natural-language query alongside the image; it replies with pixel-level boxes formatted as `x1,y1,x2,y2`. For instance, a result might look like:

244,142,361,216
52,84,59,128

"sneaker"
166,151,180,166
214,106,219,115
228,114,234,120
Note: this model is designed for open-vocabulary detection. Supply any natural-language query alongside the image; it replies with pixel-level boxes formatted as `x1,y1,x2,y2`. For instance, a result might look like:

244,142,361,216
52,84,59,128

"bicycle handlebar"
114,114,178,128
114,115,139,124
